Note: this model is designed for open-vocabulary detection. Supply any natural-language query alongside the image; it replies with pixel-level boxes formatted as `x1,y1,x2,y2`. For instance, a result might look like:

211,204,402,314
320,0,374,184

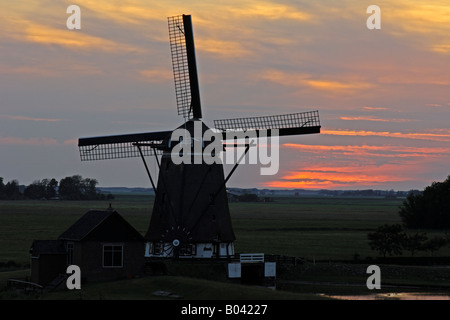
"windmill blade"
78,131,171,161
168,14,202,120
213,110,321,138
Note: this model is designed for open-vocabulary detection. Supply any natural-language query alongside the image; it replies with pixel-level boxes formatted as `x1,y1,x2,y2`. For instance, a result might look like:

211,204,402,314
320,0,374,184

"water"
323,292,450,300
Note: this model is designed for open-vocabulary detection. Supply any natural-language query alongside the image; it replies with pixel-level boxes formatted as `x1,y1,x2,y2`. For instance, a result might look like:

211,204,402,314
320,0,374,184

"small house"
30,208,145,286
30,240,67,286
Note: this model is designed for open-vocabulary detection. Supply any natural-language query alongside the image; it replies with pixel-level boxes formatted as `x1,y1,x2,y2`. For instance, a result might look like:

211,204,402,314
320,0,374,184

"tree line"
0,175,114,200
368,175,450,257
368,224,448,258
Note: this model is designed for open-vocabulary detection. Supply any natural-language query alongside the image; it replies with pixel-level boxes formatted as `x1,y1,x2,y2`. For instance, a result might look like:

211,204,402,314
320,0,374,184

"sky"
1,0,449,191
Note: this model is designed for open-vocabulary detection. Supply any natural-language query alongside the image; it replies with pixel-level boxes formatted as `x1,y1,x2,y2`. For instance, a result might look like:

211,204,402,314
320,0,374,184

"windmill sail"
214,110,321,138
78,131,171,161
168,15,202,119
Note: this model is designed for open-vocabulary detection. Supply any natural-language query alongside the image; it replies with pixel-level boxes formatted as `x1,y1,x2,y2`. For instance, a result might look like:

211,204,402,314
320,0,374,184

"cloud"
264,164,405,189
0,114,64,122
269,140,450,189
380,2,450,55
1,10,143,53
339,116,415,123
139,68,173,83
363,107,389,111
0,137,58,146
431,44,450,54
22,23,138,52
259,69,374,93
322,129,450,142
283,143,450,159
226,1,313,21
196,38,252,58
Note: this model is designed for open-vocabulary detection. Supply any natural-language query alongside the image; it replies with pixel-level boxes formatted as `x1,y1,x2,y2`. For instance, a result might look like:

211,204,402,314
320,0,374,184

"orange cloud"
139,68,173,83
196,38,252,58
340,116,414,123
24,23,137,52
264,163,416,189
283,143,450,159
322,129,450,142
431,44,450,54
269,138,450,189
259,69,374,93
227,1,313,21
1,13,141,53
305,79,372,92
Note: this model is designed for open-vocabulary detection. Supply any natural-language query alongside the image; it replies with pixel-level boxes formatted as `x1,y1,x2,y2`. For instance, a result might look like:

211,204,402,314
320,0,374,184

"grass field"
2,193,450,265
2,193,450,300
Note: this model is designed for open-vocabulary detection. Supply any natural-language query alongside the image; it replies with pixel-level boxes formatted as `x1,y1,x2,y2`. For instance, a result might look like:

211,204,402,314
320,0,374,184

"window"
153,242,164,255
103,244,123,268
179,244,196,256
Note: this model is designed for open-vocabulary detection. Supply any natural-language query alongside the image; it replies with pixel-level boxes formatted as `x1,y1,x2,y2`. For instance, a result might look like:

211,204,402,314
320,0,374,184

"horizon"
1,1,450,191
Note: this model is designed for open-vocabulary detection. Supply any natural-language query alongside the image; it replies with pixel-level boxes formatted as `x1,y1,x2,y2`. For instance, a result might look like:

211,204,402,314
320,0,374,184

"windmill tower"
78,14,321,259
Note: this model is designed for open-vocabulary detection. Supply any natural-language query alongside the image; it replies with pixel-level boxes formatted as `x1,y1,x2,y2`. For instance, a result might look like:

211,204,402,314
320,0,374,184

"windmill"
78,14,321,259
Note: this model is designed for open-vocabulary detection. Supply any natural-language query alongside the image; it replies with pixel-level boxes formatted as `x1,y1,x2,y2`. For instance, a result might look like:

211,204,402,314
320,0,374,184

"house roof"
30,240,66,255
58,209,145,242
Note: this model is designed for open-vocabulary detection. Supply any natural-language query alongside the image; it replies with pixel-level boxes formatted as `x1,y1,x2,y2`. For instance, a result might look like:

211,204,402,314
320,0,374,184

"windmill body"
78,15,321,259
145,119,235,258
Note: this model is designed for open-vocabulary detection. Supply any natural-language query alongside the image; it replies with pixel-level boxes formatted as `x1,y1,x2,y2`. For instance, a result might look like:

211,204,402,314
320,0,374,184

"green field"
2,193,450,299
0,194,399,265
2,194,450,265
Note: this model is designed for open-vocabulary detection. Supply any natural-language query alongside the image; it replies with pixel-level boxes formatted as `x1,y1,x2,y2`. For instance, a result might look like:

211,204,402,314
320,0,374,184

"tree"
422,236,447,256
238,193,259,202
399,175,450,229
402,232,428,256
367,224,406,257
0,177,5,199
45,178,59,198
24,178,59,199
59,175,82,200
24,181,45,199
58,175,100,200
4,180,21,200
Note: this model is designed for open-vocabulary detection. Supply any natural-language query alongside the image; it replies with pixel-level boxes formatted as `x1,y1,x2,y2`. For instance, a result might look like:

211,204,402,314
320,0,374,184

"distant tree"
2,180,22,200
399,176,450,229
238,193,259,202
59,175,82,200
81,177,98,199
59,175,100,200
24,178,59,199
45,178,59,198
402,232,428,256
0,177,5,199
24,181,45,199
422,236,448,256
367,224,406,257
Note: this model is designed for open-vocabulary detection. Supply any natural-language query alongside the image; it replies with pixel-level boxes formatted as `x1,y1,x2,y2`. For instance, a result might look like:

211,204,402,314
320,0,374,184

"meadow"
2,193,450,265
2,193,450,299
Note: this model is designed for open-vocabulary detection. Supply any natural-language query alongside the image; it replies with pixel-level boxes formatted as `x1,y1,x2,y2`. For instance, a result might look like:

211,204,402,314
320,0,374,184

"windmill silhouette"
78,14,321,259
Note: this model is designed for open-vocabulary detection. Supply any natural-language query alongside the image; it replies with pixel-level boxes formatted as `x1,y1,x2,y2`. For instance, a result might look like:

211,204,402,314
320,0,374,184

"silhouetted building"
30,209,145,286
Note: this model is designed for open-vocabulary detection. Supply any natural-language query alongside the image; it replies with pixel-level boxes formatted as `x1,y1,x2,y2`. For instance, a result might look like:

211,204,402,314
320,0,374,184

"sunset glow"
1,1,449,190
